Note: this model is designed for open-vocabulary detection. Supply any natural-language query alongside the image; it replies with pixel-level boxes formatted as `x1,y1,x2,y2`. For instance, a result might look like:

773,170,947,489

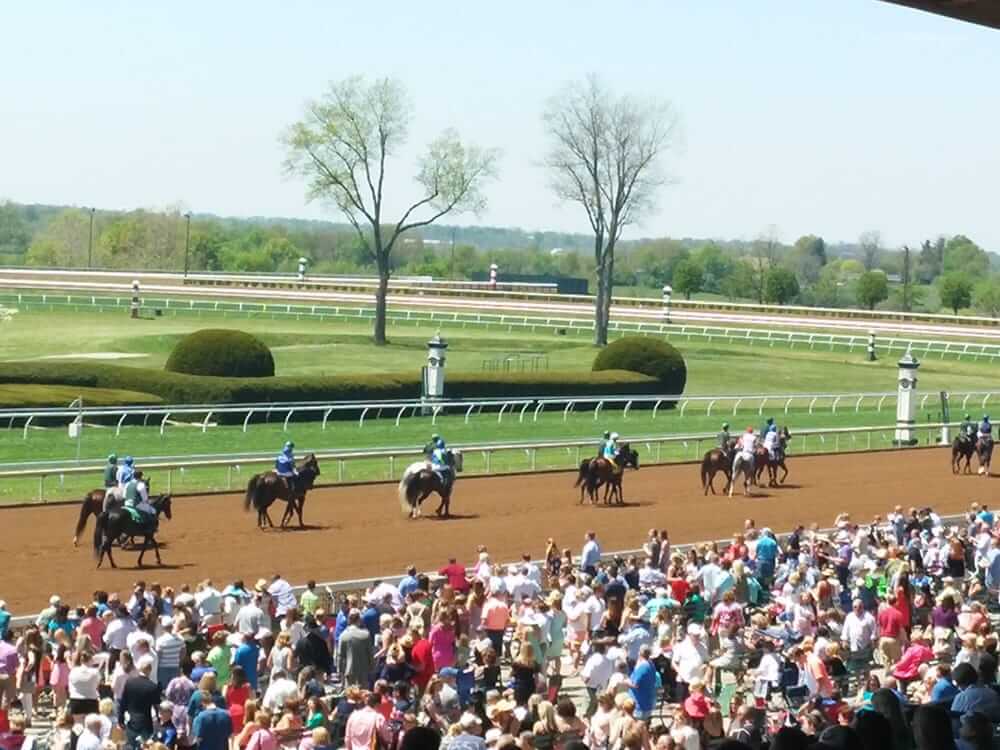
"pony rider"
275,441,298,493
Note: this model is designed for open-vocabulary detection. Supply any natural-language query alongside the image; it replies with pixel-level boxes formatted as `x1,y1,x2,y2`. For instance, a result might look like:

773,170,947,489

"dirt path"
2,447,995,613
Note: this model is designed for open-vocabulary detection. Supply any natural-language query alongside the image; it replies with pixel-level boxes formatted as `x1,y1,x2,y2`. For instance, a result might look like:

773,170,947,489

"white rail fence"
0,391,992,439
5,290,1000,358
0,422,957,503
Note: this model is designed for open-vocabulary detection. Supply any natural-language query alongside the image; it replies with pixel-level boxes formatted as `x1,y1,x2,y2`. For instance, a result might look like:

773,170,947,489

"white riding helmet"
610,432,619,440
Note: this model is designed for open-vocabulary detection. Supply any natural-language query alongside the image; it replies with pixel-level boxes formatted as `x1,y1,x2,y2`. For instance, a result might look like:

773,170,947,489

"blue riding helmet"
124,456,134,466
435,437,446,449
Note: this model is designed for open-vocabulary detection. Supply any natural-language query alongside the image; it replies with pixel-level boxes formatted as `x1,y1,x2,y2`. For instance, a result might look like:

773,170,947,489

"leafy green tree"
840,258,865,276
973,277,1000,318
692,243,732,292
25,209,90,266
764,266,799,305
938,272,974,314
855,271,889,310
0,202,30,257
791,234,827,284
720,261,755,301
942,235,989,277
284,76,498,345
671,259,704,299
807,265,844,308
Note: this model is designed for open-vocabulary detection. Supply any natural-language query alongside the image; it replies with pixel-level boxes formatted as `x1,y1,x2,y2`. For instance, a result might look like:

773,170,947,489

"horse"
978,437,994,477
729,449,756,498
755,428,791,487
701,441,735,495
243,454,321,529
397,450,462,519
92,494,173,569
574,443,640,505
73,482,150,546
952,435,976,474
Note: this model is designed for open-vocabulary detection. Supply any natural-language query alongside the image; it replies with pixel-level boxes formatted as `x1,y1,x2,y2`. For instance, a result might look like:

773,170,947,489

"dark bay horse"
74,483,152,546
701,441,735,495
574,443,639,505
93,495,172,569
755,428,791,487
398,450,462,519
243,454,321,529
953,436,976,474
978,437,994,477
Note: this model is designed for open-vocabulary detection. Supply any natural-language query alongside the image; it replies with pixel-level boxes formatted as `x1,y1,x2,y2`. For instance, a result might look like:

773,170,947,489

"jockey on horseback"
760,417,776,436
430,436,453,490
103,454,118,489
116,456,135,489
424,434,441,459
718,423,731,458
598,430,611,458
603,432,621,474
275,441,298,494
123,470,156,524
763,424,780,461
737,427,756,464
960,414,977,444
979,416,994,446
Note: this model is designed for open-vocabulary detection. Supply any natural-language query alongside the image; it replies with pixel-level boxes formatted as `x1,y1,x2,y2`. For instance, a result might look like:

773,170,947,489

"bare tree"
859,230,881,271
283,76,498,344
543,75,676,345
748,226,781,305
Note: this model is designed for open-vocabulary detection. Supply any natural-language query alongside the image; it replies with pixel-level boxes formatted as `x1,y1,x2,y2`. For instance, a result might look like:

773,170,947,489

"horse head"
155,494,173,520
298,453,321,487
620,443,639,470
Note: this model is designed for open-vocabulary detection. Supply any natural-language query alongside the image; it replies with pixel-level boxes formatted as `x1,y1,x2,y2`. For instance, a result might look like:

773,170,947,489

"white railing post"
563,401,575,422
784,397,793,414
465,404,476,424
115,412,128,437
533,402,545,422
594,401,604,422
160,412,171,436
359,407,370,428
321,407,333,430
732,398,743,416
623,400,633,420
201,411,213,433
518,402,531,423
22,415,34,441
395,406,408,427
653,399,664,420
282,409,296,431
758,397,767,416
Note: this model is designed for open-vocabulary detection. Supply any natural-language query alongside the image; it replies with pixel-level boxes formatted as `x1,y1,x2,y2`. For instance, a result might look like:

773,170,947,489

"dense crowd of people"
3,501,1000,750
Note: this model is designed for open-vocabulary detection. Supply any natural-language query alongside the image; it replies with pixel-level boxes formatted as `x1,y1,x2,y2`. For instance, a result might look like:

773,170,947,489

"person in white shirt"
671,624,709,698
511,568,541,602
520,556,543,587
841,598,877,664
262,670,298,711
580,641,613,716
104,607,137,657
638,559,666,591
195,581,223,627
76,714,105,750
126,628,155,665
267,575,296,618
234,596,266,636
698,554,724,604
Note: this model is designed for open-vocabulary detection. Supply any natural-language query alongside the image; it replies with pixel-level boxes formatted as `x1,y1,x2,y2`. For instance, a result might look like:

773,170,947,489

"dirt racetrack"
2,447,996,613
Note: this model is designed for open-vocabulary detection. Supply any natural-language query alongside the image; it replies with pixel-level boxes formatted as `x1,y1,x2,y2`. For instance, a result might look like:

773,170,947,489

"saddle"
124,506,156,528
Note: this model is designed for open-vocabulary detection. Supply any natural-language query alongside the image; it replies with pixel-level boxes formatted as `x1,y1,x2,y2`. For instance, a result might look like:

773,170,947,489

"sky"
2,1,998,250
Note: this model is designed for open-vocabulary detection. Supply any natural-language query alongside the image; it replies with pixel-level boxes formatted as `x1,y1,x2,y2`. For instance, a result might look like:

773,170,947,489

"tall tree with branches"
543,75,676,345
283,77,498,344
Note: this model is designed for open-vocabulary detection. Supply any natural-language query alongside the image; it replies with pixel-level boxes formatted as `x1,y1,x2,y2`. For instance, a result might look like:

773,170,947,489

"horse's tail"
398,473,416,515
92,511,107,560
244,475,259,512
74,494,94,545
573,460,590,488
701,455,710,488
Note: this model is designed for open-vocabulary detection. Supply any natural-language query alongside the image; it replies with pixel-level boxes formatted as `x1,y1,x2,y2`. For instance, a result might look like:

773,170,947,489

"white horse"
729,451,756,497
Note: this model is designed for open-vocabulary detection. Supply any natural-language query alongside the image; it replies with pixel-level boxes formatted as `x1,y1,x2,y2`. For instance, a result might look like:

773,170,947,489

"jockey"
430,438,452,488
275,441,297,492
116,456,135,489
598,430,611,458
960,414,976,443
124,470,155,520
763,425,780,460
103,454,118,489
718,423,731,454
979,416,993,442
424,434,441,459
737,427,757,461
760,417,776,436
603,432,621,473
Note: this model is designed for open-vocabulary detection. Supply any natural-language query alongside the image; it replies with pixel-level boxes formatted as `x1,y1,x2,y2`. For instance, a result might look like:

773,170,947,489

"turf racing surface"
1,447,994,612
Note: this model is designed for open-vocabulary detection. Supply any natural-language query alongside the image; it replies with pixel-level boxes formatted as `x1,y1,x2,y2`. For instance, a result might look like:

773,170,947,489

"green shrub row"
0,363,662,408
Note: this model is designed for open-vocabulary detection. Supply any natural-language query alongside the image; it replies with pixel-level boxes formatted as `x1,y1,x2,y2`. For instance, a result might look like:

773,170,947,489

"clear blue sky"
2,1,998,249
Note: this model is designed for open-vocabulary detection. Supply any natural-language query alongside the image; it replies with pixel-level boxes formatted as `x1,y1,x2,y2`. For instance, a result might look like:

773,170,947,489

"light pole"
183,212,192,278
662,284,673,324
87,208,95,268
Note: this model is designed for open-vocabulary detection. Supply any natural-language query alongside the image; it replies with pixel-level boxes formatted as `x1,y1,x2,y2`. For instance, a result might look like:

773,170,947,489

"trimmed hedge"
0,362,660,406
166,329,275,377
593,336,687,394
0,384,162,409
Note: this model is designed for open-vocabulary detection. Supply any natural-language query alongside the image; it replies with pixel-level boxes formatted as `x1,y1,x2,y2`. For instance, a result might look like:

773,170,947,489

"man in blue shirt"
754,529,779,584
951,663,1000,724
580,531,601,576
930,665,959,705
979,505,995,528
191,692,232,750
628,645,658,720
398,566,420,598
231,632,260,692
0,601,9,640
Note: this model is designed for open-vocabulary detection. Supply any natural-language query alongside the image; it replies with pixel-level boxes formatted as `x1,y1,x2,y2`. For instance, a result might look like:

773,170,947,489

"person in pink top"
245,709,277,750
481,592,510,657
48,644,71,710
78,607,106,652
892,628,934,682
344,694,387,750
428,613,456,671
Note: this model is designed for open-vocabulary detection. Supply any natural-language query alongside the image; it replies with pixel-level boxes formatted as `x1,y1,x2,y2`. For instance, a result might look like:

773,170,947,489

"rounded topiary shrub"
592,336,687,394
165,329,275,378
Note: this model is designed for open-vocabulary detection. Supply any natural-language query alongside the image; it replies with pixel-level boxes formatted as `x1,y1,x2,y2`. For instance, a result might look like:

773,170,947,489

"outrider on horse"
92,494,172,569
574,441,639,505
243,453,321,529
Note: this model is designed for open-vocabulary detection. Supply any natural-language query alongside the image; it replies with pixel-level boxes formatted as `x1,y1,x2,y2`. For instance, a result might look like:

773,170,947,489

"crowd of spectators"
3,502,1000,750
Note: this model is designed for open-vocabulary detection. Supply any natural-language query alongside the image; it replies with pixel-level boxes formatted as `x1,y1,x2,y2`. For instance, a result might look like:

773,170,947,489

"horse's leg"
106,540,117,569
136,534,148,568
780,461,788,484
296,495,306,528
151,535,162,565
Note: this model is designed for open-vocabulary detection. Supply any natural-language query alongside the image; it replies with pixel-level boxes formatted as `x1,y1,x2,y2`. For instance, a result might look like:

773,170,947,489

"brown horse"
701,442,735,495
754,428,791,487
243,454,320,529
978,437,994,477
574,443,639,505
952,436,976,474
397,451,462,519
74,489,113,546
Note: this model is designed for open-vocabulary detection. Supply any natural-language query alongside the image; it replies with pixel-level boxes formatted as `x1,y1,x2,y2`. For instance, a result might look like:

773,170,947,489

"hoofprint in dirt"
0,447,989,612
